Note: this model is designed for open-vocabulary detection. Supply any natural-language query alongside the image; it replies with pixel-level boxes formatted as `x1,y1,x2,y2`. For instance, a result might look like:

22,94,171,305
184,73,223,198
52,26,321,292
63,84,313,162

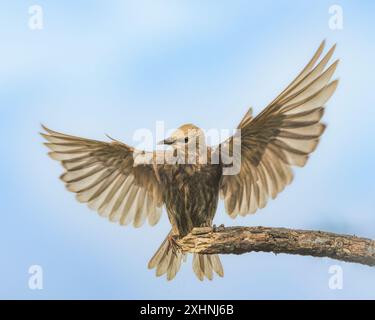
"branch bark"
176,226,375,267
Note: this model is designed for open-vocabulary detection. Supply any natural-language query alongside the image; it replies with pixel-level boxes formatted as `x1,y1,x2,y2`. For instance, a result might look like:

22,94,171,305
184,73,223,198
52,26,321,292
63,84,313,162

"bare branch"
176,226,375,266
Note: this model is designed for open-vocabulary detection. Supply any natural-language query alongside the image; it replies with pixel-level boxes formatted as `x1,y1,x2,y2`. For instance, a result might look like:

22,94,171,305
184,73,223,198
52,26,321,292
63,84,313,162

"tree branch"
176,226,375,267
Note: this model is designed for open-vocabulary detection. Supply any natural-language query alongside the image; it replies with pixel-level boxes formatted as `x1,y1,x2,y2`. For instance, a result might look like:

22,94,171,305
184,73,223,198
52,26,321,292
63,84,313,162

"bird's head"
158,123,205,150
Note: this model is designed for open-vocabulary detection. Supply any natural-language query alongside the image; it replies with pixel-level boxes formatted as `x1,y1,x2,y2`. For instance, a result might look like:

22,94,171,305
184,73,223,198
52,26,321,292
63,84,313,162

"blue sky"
1,0,374,299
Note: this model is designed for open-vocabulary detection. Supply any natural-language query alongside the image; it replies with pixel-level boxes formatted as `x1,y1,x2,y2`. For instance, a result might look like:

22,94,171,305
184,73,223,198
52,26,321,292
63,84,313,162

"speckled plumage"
160,162,221,236
41,40,339,281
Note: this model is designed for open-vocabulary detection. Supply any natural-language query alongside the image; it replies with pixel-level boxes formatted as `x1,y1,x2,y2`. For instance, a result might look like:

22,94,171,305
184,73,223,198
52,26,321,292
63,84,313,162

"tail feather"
210,254,224,277
166,250,184,280
193,254,224,281
148,231,185,281
148,231,224,281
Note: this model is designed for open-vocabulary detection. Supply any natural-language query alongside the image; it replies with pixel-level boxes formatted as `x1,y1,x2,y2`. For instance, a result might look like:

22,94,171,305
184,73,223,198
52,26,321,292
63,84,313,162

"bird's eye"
184,137,189,143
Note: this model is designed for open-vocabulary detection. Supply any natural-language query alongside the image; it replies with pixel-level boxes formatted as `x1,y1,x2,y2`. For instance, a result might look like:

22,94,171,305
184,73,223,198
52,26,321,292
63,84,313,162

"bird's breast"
160,164,221,235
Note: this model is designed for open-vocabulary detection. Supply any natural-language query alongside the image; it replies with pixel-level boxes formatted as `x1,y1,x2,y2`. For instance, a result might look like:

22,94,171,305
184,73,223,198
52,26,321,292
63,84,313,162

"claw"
167,234,181,256
213,224,225,232
191,226,213,235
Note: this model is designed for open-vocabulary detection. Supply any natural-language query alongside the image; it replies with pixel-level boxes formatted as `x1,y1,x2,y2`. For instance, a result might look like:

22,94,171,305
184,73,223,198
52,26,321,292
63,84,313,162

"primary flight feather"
41,41,339,280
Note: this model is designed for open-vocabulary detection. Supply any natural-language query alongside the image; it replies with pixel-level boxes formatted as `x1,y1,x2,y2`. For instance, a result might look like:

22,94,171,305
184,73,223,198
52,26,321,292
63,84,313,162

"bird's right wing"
218,41,339,218
41,125,165,228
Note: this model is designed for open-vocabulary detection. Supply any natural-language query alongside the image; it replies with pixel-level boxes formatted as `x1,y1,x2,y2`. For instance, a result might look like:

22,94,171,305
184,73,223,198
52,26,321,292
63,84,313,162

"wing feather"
41,126,164,227
219,42,338,217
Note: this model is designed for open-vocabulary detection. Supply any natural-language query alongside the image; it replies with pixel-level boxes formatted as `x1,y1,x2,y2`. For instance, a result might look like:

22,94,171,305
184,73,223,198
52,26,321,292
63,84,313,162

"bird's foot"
191,226,213,235
213,224,225,232
167,234,182,256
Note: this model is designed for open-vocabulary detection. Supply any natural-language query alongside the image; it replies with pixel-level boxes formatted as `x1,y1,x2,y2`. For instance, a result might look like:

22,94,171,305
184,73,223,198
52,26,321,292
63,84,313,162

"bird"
41,40,339,281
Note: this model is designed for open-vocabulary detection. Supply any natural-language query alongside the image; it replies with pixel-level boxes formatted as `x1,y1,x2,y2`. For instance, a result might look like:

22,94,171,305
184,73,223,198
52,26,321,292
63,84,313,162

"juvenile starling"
41,41,338,280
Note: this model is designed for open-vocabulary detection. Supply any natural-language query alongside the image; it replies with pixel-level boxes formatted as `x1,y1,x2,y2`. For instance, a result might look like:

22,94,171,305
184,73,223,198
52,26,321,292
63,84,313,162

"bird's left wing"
218,41,339,218
41,125,164,227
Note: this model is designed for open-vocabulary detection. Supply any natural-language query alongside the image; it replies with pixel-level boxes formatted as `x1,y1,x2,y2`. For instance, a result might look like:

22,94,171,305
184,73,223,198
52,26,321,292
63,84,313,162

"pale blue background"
1,0,374,299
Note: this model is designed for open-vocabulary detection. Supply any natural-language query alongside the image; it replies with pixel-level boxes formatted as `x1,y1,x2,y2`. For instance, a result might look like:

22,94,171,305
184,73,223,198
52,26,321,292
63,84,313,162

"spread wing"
41,125,164,227
219,40,339,218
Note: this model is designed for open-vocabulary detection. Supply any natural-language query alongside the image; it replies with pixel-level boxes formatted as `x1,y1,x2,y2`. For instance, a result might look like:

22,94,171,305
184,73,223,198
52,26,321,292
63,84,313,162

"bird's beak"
158,137,175,145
